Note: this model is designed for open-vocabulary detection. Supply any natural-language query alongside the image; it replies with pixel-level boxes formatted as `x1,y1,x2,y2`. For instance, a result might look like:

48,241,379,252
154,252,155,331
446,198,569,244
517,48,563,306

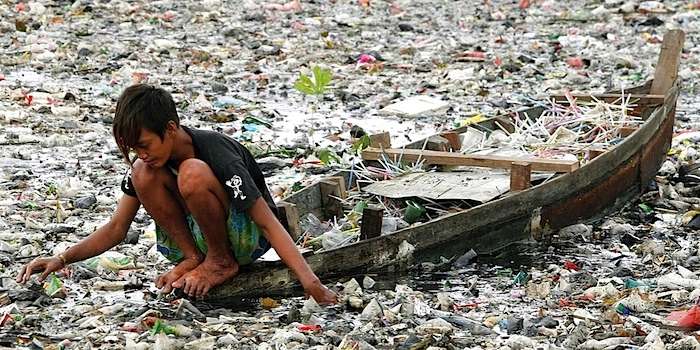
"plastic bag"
667,305,700,329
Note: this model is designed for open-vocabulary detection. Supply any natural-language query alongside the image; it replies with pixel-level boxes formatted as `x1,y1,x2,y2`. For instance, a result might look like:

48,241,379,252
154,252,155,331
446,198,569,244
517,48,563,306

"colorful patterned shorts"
155,208,270,266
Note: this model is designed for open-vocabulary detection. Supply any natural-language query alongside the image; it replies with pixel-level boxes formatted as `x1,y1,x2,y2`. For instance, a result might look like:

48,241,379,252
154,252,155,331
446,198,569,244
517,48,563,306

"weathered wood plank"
510,162,531,191
276,201,301,241
369,132,391,148
360,205,384,241
320,176,346,220
361,148,580,173
650,30,685,96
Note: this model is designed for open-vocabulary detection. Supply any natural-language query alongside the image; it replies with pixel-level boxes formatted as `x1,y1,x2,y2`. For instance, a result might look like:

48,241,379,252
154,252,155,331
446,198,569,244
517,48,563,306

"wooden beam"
441,132,462,151
510,162,531,191
319,176,347,220
361,148,579,173
650,30,685,96
550,94,665,106
276,201,301,241
360,205,384,241
369,132,391,149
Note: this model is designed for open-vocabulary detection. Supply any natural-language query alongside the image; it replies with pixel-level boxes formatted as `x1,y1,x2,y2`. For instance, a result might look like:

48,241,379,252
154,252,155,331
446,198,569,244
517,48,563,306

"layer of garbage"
1,0,700,349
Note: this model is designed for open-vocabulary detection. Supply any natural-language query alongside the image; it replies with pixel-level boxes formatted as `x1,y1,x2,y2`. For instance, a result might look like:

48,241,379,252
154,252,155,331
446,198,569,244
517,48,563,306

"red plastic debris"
566,57,584,69
668,305,700,330
0,313,14,327
15,2,26,12
0,74,4,81
358,0,370,7
297,324,322,332
494,56,502,67
519,0,530,9
564,260,580,271
24,94,33,106
559,298,575,307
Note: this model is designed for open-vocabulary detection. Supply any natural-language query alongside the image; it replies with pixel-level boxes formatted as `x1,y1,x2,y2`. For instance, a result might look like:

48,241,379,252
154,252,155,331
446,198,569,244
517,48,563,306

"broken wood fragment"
369,132,391,149
319,176,347,220
441,132,462,151
650,29,685,96
360,205,384,241
510,162,532,191
361,148,579,173
276,201,301,241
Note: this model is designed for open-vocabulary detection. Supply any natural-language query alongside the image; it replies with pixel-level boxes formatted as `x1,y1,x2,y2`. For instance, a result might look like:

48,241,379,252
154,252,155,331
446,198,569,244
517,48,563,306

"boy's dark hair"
112,84,179,164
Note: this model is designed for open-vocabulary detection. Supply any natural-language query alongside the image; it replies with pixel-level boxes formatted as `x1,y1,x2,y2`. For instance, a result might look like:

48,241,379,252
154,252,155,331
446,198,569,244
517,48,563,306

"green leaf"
317,148,340,165
43,274,64,297
294,66,333,96
294,73,316,95
312,66,332,94
150,319,177,336
351,134,371,153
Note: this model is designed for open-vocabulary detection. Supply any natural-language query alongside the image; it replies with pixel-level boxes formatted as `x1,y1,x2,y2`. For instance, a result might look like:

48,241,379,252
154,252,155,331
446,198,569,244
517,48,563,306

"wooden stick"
650,30,685,96
362,148,579,173
360,205,384,241
510,162,532,191
276,202,301,241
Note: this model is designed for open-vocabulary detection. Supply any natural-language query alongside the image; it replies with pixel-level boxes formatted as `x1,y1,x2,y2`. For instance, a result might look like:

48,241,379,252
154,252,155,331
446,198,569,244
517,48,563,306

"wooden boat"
206,30,684,302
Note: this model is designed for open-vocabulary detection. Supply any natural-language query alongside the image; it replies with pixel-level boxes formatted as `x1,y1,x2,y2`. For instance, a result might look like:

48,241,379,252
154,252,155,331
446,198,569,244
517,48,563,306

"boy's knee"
177,159,214,198
131,160,160,189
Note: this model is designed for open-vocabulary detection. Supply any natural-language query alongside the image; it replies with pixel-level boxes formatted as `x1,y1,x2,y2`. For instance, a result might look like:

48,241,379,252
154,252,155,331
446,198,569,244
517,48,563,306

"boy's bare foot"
172,258,239,298
304,280,337,305
155,256,202,294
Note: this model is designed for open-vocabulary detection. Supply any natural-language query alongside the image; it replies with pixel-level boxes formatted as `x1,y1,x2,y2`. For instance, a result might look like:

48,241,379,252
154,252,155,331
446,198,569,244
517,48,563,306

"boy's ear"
166,121,178,133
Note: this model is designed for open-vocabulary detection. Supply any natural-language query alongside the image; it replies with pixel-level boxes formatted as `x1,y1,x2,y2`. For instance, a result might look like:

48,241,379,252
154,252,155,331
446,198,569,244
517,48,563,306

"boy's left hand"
305,281,337,305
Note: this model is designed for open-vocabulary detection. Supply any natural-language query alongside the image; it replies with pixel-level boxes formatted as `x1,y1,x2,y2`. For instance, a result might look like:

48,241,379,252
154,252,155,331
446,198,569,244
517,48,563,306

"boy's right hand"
16,256,65,284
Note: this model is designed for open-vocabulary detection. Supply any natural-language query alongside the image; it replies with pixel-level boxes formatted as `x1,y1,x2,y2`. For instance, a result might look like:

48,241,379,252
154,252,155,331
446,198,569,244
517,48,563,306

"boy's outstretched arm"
16,194,141,284
248,197,337,304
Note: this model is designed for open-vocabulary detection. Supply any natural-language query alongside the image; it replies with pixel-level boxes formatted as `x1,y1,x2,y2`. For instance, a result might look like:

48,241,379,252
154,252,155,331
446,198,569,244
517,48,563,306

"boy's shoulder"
184,126,249,161
186,126,241,148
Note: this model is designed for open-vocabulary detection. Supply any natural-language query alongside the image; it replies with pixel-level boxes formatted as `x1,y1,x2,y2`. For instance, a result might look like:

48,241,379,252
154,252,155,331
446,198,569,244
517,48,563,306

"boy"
16,84,337,304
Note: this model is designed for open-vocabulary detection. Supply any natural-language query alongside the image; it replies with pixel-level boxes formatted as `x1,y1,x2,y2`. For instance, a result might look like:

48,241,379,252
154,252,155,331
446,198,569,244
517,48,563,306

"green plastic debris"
513,271,529,286
150,319,177,336
638,203,653,214
403,201,426,224
242,116,272,128
85,255,134,271
624,278,655,289
352,200,368,215
496,268,513,277
43,273,65,298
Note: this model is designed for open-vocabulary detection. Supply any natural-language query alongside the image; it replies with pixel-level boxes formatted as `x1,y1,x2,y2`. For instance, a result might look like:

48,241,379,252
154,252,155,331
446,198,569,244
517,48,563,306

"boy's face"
132,123,176,168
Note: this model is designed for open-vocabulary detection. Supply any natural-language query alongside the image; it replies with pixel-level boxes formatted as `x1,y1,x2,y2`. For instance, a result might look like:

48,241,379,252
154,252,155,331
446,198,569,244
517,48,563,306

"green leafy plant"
351,135,371,154
294,66,332,96
316,147,341,165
